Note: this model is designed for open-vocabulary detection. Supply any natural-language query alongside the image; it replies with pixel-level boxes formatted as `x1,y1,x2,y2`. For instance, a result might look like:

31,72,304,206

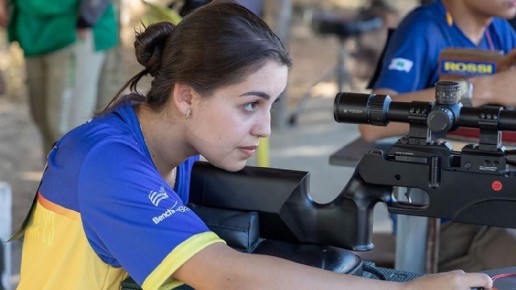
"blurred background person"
361,0,516,272
1,0,118,156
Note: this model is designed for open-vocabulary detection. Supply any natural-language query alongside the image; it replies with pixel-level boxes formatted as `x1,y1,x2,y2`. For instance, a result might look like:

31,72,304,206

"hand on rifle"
496,48,516,72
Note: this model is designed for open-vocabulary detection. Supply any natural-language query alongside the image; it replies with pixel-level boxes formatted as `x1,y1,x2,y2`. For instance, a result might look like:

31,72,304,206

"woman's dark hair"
103,0,292,113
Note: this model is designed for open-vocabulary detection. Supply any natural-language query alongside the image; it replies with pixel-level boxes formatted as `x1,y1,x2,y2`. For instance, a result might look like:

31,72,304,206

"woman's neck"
136,104,188,184
443,0,493,45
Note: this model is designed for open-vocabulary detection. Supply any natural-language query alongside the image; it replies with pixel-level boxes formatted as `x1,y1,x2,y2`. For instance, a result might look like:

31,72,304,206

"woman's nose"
252,111,271,138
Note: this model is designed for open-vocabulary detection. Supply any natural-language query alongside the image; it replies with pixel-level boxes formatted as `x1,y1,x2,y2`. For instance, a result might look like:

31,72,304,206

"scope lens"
333,92,390,126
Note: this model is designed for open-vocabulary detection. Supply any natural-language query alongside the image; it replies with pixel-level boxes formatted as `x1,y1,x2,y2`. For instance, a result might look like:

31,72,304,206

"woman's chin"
218,161,247,172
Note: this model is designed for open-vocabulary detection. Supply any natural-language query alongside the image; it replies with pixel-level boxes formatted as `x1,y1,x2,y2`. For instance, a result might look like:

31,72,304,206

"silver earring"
185,108,191,119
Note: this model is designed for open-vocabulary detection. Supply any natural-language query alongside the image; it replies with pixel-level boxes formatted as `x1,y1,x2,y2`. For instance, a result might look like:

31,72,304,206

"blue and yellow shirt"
16,102,224,290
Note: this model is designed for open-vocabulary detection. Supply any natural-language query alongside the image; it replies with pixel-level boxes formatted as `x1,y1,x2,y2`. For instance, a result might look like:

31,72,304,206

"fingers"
405,270,493,290
465,273,493,289
448,271,492,290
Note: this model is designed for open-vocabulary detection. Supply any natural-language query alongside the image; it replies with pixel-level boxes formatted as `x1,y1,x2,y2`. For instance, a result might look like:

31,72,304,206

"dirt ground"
0,0,419,286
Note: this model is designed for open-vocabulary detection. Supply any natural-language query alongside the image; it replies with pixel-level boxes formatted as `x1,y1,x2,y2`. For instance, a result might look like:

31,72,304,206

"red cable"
491,272,516,290
492,273,516,281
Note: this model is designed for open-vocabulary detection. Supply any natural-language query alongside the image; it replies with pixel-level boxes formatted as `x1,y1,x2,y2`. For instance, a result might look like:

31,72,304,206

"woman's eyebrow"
240,91,270,100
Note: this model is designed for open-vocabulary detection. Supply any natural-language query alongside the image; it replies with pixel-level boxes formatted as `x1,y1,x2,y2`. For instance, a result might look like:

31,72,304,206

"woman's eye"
243,102,258,112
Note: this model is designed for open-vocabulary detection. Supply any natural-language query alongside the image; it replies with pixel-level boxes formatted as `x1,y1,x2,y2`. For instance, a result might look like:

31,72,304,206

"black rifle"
332,80,516,250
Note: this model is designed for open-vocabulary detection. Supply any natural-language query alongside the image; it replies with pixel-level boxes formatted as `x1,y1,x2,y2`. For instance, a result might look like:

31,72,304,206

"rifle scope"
333,81,516,134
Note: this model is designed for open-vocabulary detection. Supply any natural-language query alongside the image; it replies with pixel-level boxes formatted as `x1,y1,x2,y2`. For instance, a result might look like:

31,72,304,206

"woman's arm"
174,243,492,290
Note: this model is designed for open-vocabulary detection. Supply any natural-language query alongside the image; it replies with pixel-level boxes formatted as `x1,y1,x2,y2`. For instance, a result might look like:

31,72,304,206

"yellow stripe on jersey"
142,231,226,290
17,199,128,290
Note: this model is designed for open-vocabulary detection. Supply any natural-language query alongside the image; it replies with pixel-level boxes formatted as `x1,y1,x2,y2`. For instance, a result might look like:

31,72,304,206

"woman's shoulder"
54,111,145,173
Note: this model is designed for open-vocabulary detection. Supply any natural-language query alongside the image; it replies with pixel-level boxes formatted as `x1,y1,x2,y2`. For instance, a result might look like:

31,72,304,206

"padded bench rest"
121,204,362,289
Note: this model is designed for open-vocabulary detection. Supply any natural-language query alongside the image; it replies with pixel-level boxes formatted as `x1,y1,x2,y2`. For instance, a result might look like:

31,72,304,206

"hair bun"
134,22,175,76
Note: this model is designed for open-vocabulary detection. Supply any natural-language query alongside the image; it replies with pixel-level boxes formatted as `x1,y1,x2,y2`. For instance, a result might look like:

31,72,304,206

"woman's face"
186,60,289,171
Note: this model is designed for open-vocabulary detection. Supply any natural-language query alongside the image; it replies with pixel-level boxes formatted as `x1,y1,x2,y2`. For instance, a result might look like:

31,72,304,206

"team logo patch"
388,58,413,72
148,186,169,207
148,186,191,224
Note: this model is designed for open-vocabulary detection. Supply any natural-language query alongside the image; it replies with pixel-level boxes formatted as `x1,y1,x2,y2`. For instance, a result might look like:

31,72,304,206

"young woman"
15,1,492,289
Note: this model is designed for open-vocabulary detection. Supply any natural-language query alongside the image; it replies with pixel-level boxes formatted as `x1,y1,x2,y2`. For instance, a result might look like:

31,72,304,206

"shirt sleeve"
491,18,516,54
373,10,438,93
77,139,223,287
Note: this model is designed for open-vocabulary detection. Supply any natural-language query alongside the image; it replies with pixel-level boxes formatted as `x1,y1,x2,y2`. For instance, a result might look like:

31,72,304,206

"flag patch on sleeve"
388,58,413,72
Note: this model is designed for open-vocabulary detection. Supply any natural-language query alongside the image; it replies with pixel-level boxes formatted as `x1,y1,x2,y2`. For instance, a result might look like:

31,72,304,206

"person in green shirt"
1,0,118,156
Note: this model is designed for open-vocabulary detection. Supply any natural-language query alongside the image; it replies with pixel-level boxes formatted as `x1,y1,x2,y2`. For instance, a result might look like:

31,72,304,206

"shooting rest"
121,161,366,290
188,161,364,275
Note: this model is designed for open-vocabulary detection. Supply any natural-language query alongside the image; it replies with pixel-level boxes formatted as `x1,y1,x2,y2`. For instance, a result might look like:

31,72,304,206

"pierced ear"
172,82,194,116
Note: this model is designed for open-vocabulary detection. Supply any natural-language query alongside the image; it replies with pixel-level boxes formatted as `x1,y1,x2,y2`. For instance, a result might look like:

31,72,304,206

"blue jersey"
374,0,516,93
17,101,224,290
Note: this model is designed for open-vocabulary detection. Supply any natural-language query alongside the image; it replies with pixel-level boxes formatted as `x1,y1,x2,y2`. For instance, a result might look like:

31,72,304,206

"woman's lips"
238,145,258,157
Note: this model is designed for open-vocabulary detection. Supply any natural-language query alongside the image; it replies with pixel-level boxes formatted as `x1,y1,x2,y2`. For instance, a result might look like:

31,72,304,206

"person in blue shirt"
361,0,516,142
360,0,516,273
15,1,492,289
